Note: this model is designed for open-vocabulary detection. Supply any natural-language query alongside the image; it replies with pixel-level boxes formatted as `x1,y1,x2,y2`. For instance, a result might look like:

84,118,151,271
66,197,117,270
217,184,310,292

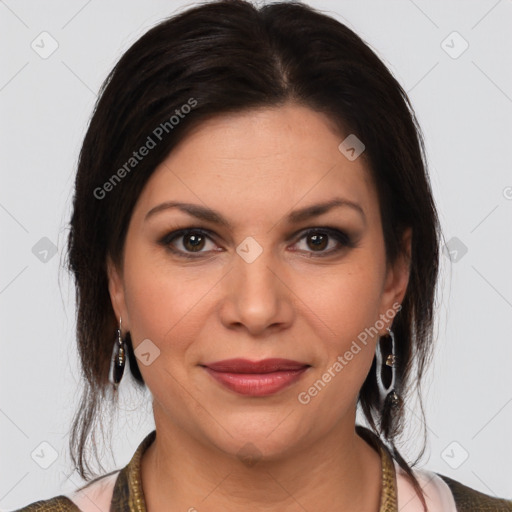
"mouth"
200,358,311,397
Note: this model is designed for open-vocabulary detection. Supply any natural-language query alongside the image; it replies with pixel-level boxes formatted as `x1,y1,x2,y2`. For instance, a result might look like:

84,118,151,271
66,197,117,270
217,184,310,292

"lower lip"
203,367,309,396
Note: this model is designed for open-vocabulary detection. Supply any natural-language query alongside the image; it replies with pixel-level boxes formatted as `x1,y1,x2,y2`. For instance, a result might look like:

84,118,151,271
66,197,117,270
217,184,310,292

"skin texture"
107,103,411,511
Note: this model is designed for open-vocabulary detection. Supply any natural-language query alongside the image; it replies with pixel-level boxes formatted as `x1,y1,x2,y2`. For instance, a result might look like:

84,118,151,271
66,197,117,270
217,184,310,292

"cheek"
295,269,382,420
292,254,384,400
122,250,220,362
296,257,384,342
122,267,198,398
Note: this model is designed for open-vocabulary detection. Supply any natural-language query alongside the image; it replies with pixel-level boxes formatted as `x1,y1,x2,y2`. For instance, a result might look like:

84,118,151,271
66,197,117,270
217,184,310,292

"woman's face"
108,104,410,459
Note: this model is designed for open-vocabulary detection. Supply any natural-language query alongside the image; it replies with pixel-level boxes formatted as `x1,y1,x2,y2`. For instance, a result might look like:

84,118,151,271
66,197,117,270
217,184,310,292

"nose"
219,242,294,337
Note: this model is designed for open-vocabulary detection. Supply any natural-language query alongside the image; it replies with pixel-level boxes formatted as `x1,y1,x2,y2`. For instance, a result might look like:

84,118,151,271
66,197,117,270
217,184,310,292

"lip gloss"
203,367,309,396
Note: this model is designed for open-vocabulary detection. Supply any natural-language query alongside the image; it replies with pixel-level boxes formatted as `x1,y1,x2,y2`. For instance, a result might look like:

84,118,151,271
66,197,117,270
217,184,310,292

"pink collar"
66,460,457,511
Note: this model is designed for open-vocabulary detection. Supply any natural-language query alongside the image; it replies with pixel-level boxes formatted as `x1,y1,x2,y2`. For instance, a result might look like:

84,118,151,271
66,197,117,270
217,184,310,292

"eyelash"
158,226,356,260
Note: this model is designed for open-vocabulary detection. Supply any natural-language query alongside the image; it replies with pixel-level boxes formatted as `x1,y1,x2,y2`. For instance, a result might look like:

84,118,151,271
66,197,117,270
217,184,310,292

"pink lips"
202,358,310,397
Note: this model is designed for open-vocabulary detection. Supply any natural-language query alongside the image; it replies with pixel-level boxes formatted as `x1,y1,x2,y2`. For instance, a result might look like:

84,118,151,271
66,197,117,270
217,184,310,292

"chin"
200,411,308,463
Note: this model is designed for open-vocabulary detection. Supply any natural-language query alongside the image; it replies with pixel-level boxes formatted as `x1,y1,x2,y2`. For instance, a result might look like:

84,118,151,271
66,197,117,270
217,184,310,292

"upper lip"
202,358,310,373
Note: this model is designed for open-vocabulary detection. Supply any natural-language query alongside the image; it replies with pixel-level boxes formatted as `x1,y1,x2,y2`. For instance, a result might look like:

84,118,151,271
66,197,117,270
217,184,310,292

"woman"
16,0,512,510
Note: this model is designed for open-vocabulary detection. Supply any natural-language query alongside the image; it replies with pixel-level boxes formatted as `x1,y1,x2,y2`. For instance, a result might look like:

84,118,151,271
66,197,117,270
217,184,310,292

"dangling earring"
110,316,126,391
375,327,400,408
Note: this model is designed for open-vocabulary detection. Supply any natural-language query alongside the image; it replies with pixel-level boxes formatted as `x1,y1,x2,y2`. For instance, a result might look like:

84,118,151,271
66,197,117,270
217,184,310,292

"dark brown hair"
66,1,442,508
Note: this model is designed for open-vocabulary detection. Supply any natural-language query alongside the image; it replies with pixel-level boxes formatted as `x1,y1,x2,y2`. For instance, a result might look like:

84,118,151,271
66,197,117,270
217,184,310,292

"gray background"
1,0,511,508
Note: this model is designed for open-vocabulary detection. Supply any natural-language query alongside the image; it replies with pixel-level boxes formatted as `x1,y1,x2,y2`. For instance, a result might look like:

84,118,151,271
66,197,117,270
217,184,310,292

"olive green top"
14,427,512,511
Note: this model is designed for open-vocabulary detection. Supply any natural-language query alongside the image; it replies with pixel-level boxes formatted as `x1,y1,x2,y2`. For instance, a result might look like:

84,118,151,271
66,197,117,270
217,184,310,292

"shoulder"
394,457,512,512
12,470,120,512
11,495,80,511
437,473,512,511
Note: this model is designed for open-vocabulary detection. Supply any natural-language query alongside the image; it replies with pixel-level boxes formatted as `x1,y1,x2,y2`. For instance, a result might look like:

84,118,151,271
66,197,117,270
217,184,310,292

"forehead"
132,105,378,227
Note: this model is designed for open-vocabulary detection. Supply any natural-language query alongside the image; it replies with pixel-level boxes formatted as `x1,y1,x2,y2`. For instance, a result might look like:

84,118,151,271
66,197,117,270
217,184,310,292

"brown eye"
160,229,219,258
293,228,353,256
182,232,206,252
307,232,328,251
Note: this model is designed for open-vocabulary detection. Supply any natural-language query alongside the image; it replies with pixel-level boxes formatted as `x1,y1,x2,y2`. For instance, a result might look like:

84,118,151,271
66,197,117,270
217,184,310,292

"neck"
140,403,382,512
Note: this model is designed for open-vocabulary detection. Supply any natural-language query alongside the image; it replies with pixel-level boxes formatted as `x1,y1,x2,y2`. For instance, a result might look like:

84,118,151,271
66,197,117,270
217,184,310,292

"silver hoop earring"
375,327,400,408
109,316,126,391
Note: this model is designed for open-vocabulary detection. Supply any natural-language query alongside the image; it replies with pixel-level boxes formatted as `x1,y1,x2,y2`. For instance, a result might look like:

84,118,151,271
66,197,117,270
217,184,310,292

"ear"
106,255,130,331
378,227,412,333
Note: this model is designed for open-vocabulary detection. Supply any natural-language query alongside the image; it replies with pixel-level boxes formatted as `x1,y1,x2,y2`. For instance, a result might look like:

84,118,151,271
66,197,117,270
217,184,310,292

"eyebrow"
144,197,366,227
